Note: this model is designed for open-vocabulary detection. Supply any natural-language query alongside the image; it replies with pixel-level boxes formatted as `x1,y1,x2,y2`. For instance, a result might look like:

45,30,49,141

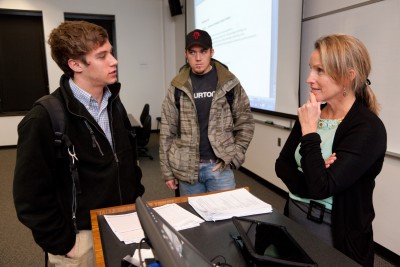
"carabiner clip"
68,145,78,164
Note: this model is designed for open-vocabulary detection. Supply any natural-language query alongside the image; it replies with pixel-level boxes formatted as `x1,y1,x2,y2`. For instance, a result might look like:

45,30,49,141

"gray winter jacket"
160,59,255,183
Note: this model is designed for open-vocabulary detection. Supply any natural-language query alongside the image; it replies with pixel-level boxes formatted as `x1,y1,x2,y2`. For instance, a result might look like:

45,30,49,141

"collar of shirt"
69,79,112,110
68,79,114,146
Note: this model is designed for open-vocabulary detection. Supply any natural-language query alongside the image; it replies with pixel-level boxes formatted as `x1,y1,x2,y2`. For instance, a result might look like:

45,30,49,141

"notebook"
231,216,318,267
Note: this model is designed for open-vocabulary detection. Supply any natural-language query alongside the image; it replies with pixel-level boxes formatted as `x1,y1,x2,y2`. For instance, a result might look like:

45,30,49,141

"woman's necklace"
318,117,343,129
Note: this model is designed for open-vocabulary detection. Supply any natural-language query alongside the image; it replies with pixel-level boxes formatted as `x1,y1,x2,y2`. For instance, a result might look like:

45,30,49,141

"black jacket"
275,100,387,267
13,75,144,255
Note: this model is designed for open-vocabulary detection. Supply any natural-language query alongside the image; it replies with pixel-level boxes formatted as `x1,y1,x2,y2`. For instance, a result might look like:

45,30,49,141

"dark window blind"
0,10,49,114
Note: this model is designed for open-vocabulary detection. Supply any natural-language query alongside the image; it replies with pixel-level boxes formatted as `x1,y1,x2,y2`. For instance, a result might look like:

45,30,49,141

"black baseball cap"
185,29,212,50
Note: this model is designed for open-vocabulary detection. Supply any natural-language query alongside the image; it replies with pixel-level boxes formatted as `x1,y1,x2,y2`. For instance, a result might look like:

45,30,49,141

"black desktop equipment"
231,217,318,267
135,196,215,267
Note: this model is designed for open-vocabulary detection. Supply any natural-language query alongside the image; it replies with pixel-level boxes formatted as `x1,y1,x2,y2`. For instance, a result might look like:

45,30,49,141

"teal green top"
289,118,342,210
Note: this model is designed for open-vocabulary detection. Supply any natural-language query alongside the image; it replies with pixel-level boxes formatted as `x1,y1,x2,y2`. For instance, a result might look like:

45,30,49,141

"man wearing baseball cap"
185,29,212,50
160,29,255,196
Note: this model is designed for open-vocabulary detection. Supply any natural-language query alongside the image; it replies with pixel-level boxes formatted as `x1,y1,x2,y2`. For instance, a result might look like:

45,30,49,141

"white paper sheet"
188,188,273,221
104,203,204,244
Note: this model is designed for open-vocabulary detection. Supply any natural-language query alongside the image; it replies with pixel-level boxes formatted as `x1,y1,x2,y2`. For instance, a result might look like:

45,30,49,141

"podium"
90,188,360,267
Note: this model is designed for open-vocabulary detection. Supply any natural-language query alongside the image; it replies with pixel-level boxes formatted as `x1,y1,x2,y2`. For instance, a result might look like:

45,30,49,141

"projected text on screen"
194,0,278,112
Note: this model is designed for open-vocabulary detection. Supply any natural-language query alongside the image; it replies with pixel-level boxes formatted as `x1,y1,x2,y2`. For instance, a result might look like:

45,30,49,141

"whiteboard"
300,0,400,154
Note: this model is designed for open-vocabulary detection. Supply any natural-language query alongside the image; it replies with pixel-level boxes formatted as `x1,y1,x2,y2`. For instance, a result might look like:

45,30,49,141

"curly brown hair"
48,20,109,78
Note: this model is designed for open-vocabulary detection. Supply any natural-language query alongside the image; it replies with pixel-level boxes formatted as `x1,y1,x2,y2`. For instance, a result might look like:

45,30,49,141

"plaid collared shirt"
69,79,113,146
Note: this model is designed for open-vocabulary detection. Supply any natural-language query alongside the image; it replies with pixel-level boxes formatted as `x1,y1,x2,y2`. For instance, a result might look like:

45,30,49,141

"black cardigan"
275,100,386,267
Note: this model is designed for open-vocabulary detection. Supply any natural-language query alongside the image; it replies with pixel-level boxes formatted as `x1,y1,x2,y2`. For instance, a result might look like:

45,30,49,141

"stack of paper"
104,211,144,244
188,188,273,221
104,203,204,244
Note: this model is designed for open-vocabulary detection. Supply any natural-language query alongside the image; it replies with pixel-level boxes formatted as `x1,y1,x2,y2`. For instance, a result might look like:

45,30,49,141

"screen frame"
251,108,298,120
185,0,303,117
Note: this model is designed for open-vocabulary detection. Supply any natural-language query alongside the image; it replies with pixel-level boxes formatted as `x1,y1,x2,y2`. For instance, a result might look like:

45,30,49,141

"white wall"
243,114,292,192
374,155,400,255
0,0,176,146
162,0,186,86
302,0,372,18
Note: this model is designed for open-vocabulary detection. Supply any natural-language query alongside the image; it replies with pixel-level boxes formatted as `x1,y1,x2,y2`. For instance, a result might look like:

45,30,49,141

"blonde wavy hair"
315,34,380,115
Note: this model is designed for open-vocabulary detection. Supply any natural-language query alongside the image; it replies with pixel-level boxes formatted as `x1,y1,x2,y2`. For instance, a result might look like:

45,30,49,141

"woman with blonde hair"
276,34,387,266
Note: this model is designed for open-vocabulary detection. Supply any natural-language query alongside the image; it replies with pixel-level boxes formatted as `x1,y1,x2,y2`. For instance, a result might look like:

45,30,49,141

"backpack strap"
35,95,66,158
34,95,81,233
174,89,182,138
226,89,234,114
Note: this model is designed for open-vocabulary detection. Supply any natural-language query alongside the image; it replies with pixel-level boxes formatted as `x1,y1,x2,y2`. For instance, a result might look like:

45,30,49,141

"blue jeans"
179,162,235,196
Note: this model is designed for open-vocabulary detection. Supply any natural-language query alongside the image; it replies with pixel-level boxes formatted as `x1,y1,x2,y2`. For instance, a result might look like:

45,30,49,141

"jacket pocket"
168,143,190,179
216,130,235,154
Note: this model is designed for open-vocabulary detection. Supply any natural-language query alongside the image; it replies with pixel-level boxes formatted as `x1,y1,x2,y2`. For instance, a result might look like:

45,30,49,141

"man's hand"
212,161,231,172
165,179,178,190
66,242,76,258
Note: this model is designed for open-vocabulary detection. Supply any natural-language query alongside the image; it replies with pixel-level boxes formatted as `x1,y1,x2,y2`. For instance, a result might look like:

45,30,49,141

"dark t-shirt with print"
190,66,218,160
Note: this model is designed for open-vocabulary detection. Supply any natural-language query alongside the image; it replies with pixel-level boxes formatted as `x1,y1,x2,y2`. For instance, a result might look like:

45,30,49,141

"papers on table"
104,211,143,244
188,188,273,221
104,203,204,244
104,189,273,243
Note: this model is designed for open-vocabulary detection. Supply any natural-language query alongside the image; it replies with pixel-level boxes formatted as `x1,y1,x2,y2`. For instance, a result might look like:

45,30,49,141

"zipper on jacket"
108,101,123,204
84,120,104,156
114,151,122,204
70,98,123,205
